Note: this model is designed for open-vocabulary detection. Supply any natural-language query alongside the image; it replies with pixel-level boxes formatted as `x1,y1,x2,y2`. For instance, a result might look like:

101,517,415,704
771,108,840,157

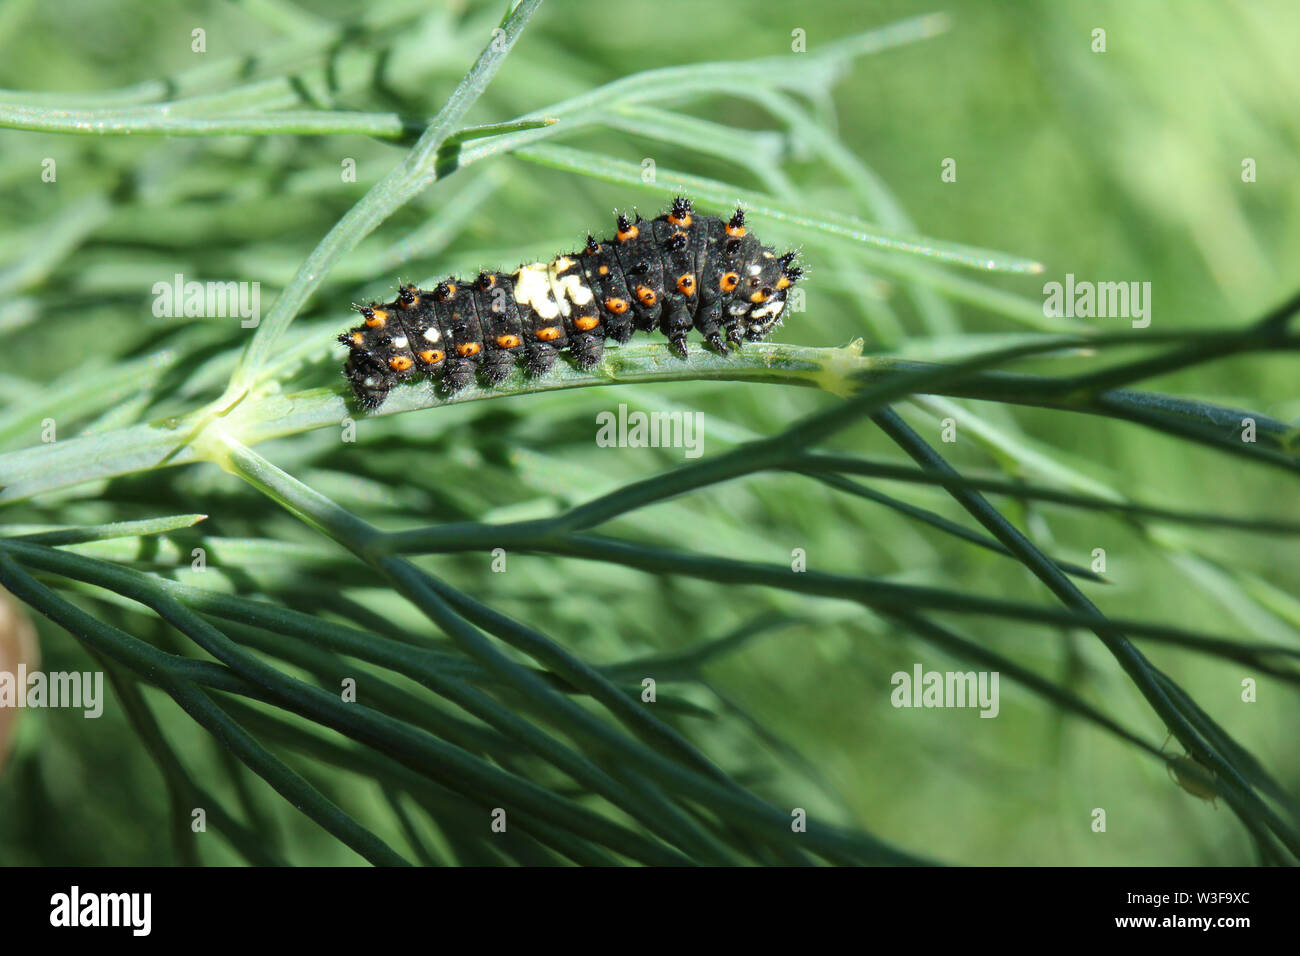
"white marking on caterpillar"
422,326,441,343
392,336,408,349
514,263,561,319
555,272,594,308
544,260,594,317
747,264,762,276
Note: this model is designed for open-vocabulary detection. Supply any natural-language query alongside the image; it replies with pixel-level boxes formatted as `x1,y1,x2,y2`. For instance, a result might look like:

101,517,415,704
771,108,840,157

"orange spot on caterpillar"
667,212,692,228
349,332,365,346
617,224,639,242
749,290,770,304
573,315,600,331
388,355,413,372
365,309,388,328
676,274,696,296
725,224,746,237
598,264,609,275
635,285,657,306
495,334,521,349
418,349,445,364
456,342,481,357
720,272,739,292
535,326,563,342
776,276,792,290
605,297,629,314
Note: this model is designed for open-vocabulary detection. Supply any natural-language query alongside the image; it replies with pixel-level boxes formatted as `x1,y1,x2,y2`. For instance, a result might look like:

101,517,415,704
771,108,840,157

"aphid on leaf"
1161,733,1219,808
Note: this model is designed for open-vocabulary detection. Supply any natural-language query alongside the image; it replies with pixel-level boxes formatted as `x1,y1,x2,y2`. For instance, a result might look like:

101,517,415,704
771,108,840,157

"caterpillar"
339,197,803,409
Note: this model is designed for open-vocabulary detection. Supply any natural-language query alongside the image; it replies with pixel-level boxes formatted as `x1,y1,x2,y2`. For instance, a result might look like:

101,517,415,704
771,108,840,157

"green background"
0,0,1296,865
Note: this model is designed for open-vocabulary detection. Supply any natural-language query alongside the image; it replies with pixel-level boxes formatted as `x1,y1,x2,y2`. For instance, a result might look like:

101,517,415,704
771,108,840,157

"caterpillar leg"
525,344,559,377
568,333,605,371
661,305,693,359
441,360,476,393
694,301,727,355
480,355,515,385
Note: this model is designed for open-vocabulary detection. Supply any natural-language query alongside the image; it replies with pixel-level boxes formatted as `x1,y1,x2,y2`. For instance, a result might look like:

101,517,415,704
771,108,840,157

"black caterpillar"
339,197,803,409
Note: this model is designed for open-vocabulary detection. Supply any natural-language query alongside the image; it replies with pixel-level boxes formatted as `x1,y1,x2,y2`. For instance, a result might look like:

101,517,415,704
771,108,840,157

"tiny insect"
337,197,803,409
1162,733,1219,808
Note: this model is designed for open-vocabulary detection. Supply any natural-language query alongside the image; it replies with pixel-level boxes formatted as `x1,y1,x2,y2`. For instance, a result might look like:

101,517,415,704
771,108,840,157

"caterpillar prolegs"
339,197,803,409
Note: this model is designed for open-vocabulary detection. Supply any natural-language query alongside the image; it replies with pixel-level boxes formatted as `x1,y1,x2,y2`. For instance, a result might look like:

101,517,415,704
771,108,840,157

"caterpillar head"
740,250,802,340
342,345,395,409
